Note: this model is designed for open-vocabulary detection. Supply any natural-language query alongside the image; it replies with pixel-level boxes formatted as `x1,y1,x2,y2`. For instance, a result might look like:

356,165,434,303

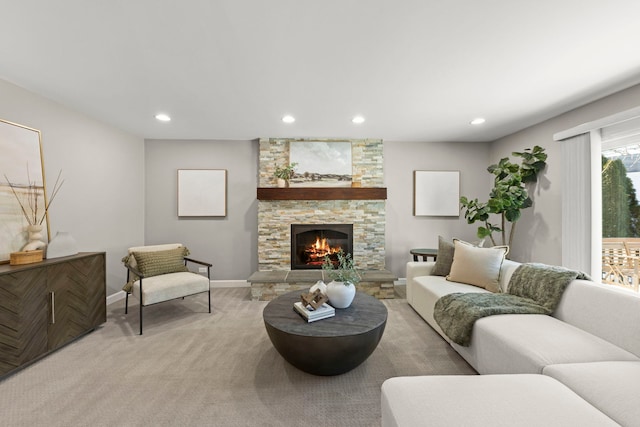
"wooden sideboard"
0,252,106,377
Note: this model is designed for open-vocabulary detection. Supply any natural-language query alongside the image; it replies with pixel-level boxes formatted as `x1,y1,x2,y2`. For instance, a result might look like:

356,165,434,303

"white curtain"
561,132,592,273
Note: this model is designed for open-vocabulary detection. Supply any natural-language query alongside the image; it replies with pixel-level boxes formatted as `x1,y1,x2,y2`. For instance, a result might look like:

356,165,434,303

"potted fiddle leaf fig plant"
322,250,360,308
274,162,298,187
460,146,547,247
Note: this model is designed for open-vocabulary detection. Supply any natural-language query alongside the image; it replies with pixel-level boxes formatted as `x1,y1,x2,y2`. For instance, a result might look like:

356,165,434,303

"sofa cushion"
432,236,455,276
132,271,210,306
381,374,619,427
543,361,640,427
465,314,639,374
554,279,640,358
432,237,487,276
447,239,509,292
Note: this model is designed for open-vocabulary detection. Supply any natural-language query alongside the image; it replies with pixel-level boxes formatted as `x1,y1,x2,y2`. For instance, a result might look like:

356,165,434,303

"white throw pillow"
446,239,509,292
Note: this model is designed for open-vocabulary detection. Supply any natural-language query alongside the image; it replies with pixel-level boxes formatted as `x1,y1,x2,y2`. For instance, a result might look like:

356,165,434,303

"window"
556,105,640,292
600,117,640,291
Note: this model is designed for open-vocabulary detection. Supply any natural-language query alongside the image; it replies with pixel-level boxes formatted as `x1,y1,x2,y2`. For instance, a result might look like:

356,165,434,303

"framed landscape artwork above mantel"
289,140,352,187
0,119,50,263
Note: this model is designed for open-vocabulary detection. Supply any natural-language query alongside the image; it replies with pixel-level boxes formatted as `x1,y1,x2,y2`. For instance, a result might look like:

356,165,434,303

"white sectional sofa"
381,258,640,426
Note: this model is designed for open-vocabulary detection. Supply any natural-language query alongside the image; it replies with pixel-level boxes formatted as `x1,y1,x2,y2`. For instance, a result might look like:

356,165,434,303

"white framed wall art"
177,169,227,217
413,170,460,216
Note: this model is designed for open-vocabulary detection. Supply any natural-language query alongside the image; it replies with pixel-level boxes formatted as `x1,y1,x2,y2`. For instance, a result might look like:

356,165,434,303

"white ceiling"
1,0,640,142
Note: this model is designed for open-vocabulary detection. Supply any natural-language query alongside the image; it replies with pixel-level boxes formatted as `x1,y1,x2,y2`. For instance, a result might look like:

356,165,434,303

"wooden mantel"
257,187,387,200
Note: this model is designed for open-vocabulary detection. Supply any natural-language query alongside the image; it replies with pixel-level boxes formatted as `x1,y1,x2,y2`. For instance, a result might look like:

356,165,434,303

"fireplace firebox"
291,224,353,270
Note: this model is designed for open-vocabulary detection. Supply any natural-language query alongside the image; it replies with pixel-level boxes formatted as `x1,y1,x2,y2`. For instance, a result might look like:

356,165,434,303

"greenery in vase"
4,168,64,226
322,250,360,285
459,146,547,247
274,162,298,180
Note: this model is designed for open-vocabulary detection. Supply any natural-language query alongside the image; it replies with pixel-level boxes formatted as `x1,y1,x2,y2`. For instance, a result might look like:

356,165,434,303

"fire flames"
304,236,342,265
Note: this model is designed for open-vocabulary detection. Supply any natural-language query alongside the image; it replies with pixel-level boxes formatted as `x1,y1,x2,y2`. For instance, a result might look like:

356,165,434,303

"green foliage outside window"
602,156,640,237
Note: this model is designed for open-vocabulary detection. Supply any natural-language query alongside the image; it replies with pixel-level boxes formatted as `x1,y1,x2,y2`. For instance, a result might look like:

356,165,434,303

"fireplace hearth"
291,224,353,270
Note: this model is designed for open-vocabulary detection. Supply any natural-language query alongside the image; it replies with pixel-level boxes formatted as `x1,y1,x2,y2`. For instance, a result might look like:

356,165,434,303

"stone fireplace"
249,138,396,300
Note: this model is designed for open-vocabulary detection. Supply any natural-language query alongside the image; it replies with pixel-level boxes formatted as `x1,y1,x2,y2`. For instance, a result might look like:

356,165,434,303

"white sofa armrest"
406,261,436,304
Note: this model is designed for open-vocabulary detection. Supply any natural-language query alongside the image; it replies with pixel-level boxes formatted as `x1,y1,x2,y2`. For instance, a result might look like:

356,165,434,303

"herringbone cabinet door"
0,268,48,376
47,254,106,351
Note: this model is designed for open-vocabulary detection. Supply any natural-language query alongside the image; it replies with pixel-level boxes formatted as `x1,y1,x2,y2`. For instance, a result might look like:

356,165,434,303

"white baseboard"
106,291,127,305
395,278,406,286
210,280,250,288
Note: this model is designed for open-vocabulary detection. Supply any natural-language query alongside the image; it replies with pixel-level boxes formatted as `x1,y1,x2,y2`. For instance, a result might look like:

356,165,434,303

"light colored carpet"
0,287,475,427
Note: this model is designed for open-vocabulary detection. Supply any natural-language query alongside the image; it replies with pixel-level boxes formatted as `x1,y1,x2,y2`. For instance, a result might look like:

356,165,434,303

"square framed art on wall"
413,170,460,216
177,169,227,217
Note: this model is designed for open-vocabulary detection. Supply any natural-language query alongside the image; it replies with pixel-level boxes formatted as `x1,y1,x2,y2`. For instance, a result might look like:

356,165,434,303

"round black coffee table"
263,290,387,376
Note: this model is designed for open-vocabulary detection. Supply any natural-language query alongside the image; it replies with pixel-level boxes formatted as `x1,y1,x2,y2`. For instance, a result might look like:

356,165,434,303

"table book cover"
294,301,335,322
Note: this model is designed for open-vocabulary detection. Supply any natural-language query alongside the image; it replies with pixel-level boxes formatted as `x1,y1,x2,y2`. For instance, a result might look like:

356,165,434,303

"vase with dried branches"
4,169,64,251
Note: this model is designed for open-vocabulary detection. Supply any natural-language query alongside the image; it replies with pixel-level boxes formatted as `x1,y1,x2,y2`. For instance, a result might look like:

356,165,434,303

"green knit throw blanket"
433,263,590,346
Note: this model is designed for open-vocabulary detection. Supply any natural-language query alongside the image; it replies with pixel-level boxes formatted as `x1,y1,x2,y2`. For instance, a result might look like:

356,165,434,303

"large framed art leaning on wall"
0,119,51,263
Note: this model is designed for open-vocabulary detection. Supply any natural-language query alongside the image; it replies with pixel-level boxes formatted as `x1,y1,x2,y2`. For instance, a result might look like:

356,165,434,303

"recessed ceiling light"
470,118,486,125
352,115,365,124
155,113,171,122
282,115,295,123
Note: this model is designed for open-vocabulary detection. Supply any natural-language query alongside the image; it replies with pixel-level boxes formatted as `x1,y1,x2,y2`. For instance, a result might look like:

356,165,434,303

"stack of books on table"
293,301,335,322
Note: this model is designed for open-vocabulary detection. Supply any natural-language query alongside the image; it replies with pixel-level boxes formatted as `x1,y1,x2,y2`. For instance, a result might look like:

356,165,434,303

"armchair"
122,243,211,334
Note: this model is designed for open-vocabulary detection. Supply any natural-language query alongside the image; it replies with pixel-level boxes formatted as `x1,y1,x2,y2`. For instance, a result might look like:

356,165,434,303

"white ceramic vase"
326,280,356,308
22,224,46,251
46,231,78,259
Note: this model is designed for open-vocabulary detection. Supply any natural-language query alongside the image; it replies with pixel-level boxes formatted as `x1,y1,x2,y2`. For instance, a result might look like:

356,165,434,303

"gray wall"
144,139,493,280
491,82,640,264
384,141,492,277
0,78,145,295
144,139,258,281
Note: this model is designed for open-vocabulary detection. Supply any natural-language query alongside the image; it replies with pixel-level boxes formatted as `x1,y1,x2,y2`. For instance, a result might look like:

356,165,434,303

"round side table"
410,248,438,261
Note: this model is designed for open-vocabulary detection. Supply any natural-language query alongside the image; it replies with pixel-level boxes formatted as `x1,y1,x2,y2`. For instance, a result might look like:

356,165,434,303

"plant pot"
276,178,289,188
326,280,356,308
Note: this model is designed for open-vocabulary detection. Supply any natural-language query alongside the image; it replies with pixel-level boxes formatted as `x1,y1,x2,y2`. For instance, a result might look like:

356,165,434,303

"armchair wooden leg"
208,289,211,313
125,292,129,314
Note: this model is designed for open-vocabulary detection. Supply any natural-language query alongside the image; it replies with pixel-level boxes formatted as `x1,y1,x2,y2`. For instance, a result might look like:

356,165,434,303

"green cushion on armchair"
131,247,189,277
